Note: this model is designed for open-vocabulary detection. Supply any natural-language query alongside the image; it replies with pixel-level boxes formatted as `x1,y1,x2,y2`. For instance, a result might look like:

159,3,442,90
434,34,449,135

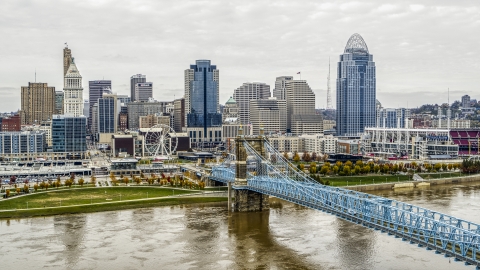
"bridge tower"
232,131,269,212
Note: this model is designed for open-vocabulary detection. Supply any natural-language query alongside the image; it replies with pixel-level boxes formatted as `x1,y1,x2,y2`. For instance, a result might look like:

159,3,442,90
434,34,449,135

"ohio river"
2,182,480,270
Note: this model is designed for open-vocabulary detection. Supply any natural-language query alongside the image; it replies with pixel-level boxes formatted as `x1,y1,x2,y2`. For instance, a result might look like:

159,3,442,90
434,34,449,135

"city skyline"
1,1,479,112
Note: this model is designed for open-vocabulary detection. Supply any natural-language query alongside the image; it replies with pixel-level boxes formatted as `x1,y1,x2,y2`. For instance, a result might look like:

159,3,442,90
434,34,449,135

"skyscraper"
88,80,112,130
134,82,153,102
63,57,84,117
336,33,376,136
185,60,221,134
233,82,270,125
173,98,185,132
21,82,56,125
63,45,72,76
97,94,118,134
285,80,323,135
130,74,146,101
272,76,293,100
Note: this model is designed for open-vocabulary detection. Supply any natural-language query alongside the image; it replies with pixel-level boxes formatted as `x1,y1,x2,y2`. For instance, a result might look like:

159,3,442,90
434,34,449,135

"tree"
362,165,370,174
311,152,317,161
345,160,353,168
283,151,289,160
320,165,329,175
134,176,141,185
447,163,453,171
5,189,10,198
91,175,97,186
343,166,351,176
332,165,339,175
23,184,29,193
355,160,363,168
123,177,129,185
79,178,85,187
39,182,46,190
434,163,442,172
293,152,300,162
309,162,317,174
303,152,311,162
33,184,38,192
299,164,305,171
16,188,21,194
354,165,361,175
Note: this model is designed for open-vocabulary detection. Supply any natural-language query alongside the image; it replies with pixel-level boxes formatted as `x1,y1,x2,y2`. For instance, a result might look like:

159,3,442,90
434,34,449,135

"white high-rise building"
233,82,270,125
63,58,84,117
272,76,293,100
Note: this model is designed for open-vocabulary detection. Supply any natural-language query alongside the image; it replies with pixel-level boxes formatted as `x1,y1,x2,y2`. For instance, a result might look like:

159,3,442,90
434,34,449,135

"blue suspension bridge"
209,136,480,268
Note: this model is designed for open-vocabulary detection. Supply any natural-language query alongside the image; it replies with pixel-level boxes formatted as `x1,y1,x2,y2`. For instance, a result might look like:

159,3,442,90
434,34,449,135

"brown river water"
1,182,480,270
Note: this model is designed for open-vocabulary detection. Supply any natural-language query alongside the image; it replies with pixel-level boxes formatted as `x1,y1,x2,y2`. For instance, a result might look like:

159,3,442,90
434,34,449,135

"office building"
0,131,46,154
127,101,165,129
117,95,131,105
272,76,293,100
52,115,87,152
173,98,185,132
21,82,56,125
249,98,287,135
88,80,112,130
285,80,323,135
134,82,153,102
139,114,170,129
233,82,270,124
336,33,376,136
185,60,221,134
63,58,84,117
97,94,118,134
462,95,471,108
55,91,64,114
130,74,146,101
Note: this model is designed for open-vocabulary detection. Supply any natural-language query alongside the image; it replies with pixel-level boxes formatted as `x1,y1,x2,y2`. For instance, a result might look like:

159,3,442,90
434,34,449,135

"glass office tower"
336,33,376,136
186,60,222,133
52,115,87,152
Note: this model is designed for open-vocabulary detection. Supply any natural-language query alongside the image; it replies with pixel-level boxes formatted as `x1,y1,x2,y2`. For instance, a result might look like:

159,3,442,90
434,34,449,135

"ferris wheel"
144,124,178,159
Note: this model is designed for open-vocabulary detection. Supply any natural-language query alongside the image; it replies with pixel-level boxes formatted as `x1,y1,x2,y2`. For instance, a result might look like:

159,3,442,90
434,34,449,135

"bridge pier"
233,189,269,212
232,135,269,212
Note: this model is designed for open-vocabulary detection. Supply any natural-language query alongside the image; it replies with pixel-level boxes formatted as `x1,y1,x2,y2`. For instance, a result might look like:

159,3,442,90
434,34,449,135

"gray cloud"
0,0,479,111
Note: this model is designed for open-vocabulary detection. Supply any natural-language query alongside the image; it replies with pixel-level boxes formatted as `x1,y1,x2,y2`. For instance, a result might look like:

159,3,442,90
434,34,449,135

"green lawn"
0,197,227,219
0,187,196,210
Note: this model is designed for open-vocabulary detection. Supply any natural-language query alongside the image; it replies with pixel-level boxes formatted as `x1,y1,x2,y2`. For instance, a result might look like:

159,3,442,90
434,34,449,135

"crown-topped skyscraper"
63,45,84,117
336,33,376,136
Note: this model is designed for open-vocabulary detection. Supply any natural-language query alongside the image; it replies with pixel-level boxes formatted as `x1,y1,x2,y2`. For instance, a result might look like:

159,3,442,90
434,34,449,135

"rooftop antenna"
326,57,333,110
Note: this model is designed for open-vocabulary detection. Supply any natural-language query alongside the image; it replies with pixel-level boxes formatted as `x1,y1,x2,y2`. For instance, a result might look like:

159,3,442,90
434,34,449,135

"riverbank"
0,196,227,219
0,187,228,219
343,174,480,192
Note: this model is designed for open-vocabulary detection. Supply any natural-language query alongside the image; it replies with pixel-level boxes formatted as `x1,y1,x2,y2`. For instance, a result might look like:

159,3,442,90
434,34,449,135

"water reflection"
53,215,87,268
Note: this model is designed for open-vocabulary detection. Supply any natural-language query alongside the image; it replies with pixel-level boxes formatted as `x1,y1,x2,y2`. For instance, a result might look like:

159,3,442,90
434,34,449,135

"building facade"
1,114,21,132
127,101,165,130
0,131,46,154
336,33,376,136
52,115,87,152
249,98,287,135
272,76,293,100
134,82,153,102
222,97,239,123
185,60,221,133
63,58,84,117
173,98,185,132
21,82,56,125
130,74,146,102
97,94,118,134
233,82,270,125
285,80,323,135
55,91,64,114
88,80,112,130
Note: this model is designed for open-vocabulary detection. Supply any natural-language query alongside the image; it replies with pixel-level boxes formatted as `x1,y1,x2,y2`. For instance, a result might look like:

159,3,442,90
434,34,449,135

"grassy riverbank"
0,187,227,219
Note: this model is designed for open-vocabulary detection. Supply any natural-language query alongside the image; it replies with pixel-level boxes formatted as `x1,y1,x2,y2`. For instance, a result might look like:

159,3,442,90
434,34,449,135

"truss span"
210,138,480,266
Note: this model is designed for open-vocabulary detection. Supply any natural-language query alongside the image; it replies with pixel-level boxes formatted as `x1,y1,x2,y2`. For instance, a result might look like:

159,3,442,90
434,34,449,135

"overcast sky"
1,0,479,112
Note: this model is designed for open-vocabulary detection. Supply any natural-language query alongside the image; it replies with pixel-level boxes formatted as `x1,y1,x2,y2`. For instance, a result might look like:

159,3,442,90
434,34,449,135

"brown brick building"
21,82,56,125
